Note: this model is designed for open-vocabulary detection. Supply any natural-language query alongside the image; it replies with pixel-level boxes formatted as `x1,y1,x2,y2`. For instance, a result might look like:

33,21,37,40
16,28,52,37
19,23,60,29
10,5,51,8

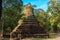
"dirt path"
56,37,60,40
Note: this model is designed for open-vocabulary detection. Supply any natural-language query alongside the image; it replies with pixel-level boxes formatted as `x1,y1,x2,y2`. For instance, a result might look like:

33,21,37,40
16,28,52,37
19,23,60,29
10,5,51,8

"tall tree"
48,0,60,32
2,0,23,33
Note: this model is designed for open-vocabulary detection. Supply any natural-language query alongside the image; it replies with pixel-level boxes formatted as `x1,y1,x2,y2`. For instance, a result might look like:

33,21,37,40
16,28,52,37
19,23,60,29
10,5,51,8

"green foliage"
35,9,51,32
2,0,23,32
2,0,60,33
47,0,60,32
34,0,60,32
57,23,60,29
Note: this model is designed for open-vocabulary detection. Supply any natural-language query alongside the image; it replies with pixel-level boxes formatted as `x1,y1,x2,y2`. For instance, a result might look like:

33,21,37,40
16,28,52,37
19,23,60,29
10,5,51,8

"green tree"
48,0,60,32
2,0,23,33
35,9,51,32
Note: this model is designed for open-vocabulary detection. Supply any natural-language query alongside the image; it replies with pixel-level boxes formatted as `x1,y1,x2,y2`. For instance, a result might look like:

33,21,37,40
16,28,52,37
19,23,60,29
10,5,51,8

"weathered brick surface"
10,3,48,40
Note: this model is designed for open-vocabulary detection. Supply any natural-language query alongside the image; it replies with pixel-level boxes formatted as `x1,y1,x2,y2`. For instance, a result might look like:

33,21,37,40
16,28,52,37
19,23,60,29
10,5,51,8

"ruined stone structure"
10,3,48,40
24,3,33,17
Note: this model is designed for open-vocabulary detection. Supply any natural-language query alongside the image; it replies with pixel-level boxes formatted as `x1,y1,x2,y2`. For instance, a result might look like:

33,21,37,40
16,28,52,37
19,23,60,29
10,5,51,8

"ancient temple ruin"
10,3,48,40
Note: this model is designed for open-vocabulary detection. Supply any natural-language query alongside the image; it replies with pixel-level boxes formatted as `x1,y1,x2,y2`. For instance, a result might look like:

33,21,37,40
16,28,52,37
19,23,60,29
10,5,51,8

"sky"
22,0,50,11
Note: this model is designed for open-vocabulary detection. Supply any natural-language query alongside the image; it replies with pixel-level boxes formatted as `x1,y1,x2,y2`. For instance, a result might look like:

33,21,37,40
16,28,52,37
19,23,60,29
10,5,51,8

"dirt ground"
22,37,60,40
1,36,60,40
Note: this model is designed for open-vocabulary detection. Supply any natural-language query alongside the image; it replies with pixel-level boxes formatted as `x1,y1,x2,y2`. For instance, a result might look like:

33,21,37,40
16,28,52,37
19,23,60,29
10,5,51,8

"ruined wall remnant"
10,3,48,40
24,3,33,17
